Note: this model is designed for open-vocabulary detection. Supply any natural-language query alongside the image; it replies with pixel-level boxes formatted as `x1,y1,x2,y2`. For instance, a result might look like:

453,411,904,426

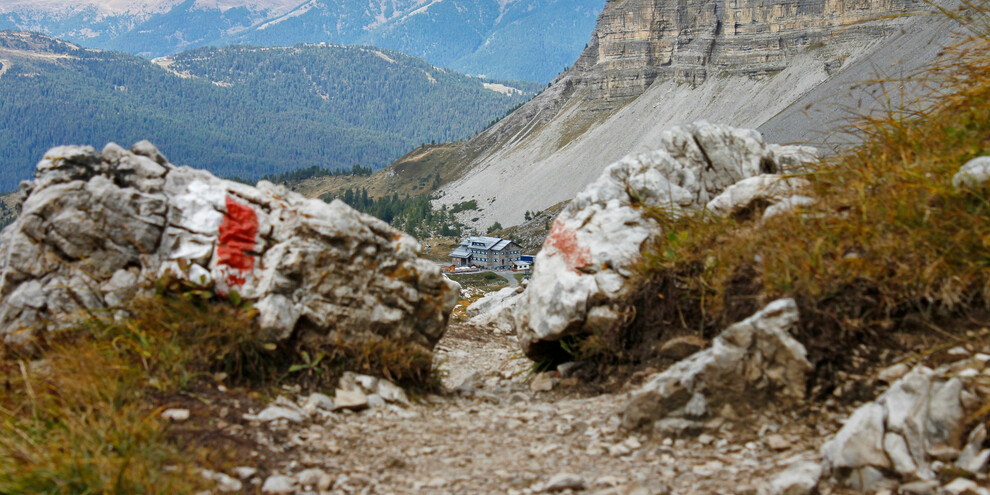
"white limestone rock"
762,195,817,220
767,144,820,174
467,286,521,317
541,473,586,492
514,122,817,360
956,425,989,473
201,470,243,493
332,389,369,411
621,299,811,429
952,156,990,189
253,406,305,423
941,478,988,495
0,142,459,352
336,371,409,408
821,361,990,489
468,286,525,334
759,461,822,495
823,403,891,471
261,474,296,494
161,408,190,422
706,175,810,217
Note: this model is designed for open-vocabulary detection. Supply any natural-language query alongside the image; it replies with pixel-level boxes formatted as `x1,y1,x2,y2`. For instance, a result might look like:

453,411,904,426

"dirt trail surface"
192,322,857,494
493,270,519,287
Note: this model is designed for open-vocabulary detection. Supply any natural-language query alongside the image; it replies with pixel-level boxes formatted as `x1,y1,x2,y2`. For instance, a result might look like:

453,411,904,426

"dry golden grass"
0,280,441,493
0,296,258,494
628,12,990,370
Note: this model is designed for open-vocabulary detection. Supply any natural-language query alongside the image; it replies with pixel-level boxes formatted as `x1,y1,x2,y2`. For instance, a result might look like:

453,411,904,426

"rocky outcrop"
467,286,524,335
821,357,990,491
0,142,458,347
481,0,919,139
513,122,817,360
706,175,811,218
621,299,812,430
573,0,916,99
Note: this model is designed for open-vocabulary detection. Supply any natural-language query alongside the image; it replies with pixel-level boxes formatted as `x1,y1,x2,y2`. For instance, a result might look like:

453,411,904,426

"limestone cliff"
428,0,959,228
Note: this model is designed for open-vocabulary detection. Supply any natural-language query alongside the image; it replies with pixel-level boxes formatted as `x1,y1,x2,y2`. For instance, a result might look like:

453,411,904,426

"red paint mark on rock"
545,219,591,271
217,196,258,290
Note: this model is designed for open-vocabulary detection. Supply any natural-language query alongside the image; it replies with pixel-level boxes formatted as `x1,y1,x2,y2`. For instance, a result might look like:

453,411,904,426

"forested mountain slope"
0,31,538,192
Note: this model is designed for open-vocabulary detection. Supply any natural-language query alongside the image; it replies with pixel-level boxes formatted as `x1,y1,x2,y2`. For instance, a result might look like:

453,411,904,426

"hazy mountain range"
0,0,604,82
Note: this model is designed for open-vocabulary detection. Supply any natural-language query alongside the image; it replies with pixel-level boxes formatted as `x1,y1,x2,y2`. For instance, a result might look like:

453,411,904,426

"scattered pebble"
333,389,369,411
531,372,555,392
161,408,190,422
261,474,296,494
541,473,586,492
254,406,305,423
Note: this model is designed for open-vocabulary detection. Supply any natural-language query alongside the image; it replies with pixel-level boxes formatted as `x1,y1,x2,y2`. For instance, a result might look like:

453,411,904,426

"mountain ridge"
0,30,539,192
0,0,604,82
418,0,963,229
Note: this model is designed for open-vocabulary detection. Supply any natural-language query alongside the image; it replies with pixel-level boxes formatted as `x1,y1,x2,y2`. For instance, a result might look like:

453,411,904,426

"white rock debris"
514,122,817,360
622,299,812,430
952,156,990,189
821,357,990,491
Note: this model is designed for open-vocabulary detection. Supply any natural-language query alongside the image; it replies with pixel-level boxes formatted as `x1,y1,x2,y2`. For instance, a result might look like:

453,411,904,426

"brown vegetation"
587,12,990,391
0,278,440,493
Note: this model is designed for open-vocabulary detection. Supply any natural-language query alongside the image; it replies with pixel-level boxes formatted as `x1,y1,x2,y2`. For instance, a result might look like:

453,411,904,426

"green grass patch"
448,271,510,290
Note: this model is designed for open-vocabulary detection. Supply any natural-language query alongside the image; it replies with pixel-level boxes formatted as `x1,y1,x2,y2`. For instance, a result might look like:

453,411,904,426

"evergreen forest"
0,32,540,192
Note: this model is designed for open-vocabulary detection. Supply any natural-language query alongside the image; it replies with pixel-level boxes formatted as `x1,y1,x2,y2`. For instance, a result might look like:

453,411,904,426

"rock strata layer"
513,122,817,360
0,142,458,347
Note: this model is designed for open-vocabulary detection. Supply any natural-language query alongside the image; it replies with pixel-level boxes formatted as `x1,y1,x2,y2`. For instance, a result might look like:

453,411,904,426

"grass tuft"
0,276,442,492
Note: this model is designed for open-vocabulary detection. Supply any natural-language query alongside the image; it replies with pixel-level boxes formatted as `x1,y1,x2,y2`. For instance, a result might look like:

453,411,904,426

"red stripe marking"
545,218,591,271
217,196,258,288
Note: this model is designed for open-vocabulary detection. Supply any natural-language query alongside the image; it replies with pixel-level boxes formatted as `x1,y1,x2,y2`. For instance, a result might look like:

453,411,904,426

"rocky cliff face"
433,0,955,229
487,0,918,134
584,0,910,95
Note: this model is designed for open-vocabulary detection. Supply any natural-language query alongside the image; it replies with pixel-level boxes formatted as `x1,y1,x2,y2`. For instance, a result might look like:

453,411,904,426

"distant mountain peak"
0,0,303,15
0,0,605,82
0,0,181,16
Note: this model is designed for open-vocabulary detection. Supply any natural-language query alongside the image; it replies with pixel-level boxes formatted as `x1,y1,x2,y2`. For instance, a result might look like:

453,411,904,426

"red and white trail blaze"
216,195,259,295
544,219,591,272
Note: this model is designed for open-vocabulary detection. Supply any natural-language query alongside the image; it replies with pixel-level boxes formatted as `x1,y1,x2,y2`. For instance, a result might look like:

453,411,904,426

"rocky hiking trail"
193,320,861,495
6,127,990,494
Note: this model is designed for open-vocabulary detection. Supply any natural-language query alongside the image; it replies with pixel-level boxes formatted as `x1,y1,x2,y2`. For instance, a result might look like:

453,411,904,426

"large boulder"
0,142,459,347
513,122,817,360
620,299,812,430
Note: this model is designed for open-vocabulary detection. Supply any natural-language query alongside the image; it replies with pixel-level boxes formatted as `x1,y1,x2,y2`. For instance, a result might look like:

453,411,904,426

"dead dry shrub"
0,275,441,492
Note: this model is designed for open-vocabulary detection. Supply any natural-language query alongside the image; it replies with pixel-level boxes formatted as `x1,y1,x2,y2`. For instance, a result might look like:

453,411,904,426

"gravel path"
207,322,854,494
